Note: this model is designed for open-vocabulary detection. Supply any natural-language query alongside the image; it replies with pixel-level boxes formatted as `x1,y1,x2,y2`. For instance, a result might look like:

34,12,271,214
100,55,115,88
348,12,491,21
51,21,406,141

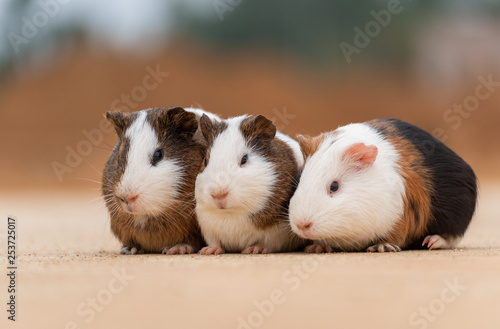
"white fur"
197,211,294,252
289,123,406,251
117,110,183,226
195,115,295,252
276,132,304,168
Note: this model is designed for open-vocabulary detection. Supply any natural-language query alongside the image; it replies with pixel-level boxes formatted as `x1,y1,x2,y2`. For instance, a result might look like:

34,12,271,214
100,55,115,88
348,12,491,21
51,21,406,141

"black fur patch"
383,119,477,241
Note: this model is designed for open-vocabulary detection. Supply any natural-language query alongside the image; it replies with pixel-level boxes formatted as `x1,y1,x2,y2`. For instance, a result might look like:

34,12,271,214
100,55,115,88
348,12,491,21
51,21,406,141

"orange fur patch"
297,133,329,162
368,120,434,248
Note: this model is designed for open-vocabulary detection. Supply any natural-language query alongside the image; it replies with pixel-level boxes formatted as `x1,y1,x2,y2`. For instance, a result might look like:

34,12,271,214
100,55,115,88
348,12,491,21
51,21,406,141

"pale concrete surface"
0,182,499,329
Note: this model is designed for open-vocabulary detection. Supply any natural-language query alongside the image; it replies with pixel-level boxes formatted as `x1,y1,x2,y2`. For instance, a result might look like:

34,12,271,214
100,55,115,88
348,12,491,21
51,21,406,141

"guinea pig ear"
199,114,215,145
342,143,378,168
105,111,128,137
253,115,276,140
297,134,311,159
241,115,276,141
165,107,198,139
297,133,327,160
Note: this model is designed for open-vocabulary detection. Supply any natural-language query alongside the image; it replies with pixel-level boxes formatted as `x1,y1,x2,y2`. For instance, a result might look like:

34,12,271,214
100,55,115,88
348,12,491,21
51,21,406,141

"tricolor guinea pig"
102,107,220,254
194,114,306,254
289,118,477,253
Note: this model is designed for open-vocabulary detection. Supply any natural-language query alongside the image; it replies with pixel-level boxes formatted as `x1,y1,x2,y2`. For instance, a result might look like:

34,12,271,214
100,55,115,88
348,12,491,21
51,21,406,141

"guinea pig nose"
125,194,139,205
297,221,313,231
211,191,229,200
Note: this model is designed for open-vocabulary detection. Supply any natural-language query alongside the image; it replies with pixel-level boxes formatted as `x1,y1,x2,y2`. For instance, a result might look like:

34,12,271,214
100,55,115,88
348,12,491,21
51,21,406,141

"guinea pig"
289,118,477,253
102,106,220,254
195,114,306,254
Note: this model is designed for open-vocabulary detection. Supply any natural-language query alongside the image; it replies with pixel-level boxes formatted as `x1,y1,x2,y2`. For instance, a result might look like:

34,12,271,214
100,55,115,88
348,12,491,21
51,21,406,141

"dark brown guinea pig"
194,114,307,255
102,107,220,254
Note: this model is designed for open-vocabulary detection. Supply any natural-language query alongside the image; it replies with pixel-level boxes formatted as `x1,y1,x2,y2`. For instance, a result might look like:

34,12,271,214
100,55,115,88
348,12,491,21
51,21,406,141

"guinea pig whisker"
101,174,115,186
161,203,195,223
91,200,107,210
166,206,189,221
88,193,114,205
101,141,115,148
281,170,300,185
335,235,359,251
265,200,291,215
107,207,120,219
75,177,106,185
173,207,195,224
169,199,196,207
277,225,295,239
161,211,190,236
93,145,114,152
163,204,191,225
83,159,105,178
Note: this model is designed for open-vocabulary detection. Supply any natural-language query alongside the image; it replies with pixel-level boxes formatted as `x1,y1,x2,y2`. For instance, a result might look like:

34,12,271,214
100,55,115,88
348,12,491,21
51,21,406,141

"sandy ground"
1,183,499,329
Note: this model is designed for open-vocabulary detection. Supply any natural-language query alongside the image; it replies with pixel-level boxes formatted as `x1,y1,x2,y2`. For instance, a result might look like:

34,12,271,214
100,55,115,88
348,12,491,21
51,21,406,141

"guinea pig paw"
422,235,447,250
304,244,332,253
162,244,194,255
242,246,269,254
200,246,225,255
366,243,401,253
119,246,143,255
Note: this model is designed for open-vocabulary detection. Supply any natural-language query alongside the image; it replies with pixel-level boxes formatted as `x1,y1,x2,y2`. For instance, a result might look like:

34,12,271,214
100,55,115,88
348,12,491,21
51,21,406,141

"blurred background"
1,0,499,192
1,3,500,328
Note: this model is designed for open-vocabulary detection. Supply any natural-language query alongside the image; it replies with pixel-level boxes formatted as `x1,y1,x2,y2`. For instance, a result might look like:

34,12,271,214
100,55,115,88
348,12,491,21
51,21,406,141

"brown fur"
199,115,304,249
297,133,329,162
105,111,133,137
367,120,434,248
240,116,300,229
240,115,277,142
102,107,205,253
199,114,228,162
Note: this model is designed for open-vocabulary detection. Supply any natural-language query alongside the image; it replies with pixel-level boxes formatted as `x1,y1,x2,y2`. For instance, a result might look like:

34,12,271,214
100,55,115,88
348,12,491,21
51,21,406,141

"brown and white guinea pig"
194,114,306,254
102,107,221,255
289,118,477,253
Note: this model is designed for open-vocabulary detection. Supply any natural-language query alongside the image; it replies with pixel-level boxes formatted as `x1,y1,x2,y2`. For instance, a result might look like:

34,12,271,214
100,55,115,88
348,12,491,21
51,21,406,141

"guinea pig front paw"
242,246,269,254
422,235,448,250
119,246,143,255
200,245,225,255
366,243,401,253
161,244,194,255
304,243,332,253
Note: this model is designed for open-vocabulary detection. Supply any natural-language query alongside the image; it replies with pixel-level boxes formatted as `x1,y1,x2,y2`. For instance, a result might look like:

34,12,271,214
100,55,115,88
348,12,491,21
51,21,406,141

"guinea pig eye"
203,157,208,167
151,149,163,166
240,154,248,166
329,181,340,195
